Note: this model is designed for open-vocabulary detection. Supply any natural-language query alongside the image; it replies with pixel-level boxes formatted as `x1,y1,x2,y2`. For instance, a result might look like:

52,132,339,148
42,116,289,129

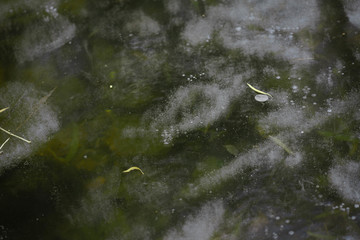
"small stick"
0,107,9,113
0,137,10,150
0,127,31,144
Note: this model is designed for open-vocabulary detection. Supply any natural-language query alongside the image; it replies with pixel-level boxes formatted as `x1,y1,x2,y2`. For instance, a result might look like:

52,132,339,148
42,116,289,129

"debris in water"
0,127,31,144
247,83,273,98
0,107,9,113
255,94,269,102
123,166,144,175
0,138,10,150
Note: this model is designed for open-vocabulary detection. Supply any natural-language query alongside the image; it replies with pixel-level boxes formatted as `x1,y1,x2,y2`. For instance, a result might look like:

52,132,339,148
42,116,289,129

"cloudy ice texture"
125,11,161,37
155,83,231,131
185,141,295,198
344,0,360,28
69,169,121,226
258,103,326,135
95,9,164,48
0,0,60,22
164,200,225,240
151,76,245,144
0,83,59,174
182,0,318,64
258,85,360,144
329,161,360,202
183,82,360,198
166,0,181,14
15,15,75,63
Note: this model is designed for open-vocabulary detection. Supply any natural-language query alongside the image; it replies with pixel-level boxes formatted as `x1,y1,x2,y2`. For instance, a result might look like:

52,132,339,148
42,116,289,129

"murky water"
0,0,360,239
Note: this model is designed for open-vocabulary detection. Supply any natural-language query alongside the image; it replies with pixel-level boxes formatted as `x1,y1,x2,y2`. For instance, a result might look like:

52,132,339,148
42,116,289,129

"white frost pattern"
164,200,225,240
15,16,76,62
0,83,59,174
329,161,360,202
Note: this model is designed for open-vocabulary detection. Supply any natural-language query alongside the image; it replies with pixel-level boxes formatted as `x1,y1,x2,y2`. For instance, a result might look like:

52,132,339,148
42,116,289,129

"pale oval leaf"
224,145,239,156
255,94,269,102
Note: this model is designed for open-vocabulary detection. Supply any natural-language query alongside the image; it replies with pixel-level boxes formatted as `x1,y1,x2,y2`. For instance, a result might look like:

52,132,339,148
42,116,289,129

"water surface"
0,0,360,239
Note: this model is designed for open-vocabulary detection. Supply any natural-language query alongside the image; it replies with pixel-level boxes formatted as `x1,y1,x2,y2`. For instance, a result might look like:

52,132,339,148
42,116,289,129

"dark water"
0,0,360,239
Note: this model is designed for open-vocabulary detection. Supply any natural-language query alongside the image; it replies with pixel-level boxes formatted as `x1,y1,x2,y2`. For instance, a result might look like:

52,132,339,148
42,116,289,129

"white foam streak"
16,16,75,62
185,141,284,198
125,11,161,37
153,81,245,142
329,161,360,202
182,1,318,63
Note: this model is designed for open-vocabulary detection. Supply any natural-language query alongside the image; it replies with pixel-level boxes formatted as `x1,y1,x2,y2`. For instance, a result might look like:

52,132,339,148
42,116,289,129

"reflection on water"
0,0,360,239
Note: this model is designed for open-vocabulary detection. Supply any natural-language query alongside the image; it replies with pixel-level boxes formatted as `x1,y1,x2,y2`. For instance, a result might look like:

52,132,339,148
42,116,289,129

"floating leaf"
224,145,239,156
247,83,272,98
123,166,144,175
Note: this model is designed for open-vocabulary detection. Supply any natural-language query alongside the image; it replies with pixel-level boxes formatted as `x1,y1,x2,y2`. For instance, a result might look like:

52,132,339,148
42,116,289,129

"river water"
0,0,360,239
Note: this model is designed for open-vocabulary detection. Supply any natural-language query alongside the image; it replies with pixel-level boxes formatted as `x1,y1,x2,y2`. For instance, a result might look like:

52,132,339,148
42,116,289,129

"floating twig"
0,107,9,113
0,137,10,150
0,127,31,144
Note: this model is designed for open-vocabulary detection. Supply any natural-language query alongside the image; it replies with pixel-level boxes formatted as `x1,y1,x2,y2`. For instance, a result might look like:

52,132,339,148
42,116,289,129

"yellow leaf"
247,83,272,98
123,166,144,175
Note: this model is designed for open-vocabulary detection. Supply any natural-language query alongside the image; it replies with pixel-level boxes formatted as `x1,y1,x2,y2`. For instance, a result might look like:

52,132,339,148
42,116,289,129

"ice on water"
2,0,360,238
70,169,121,225
125,11,161,37
166,0,181,14
151,74,246,144
344,0,360,28
329,161,360,202
153,83,232,132
182,0,318,63
164,200,224,240
0,83,59,174
15,15,75,63
186,141,285,198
